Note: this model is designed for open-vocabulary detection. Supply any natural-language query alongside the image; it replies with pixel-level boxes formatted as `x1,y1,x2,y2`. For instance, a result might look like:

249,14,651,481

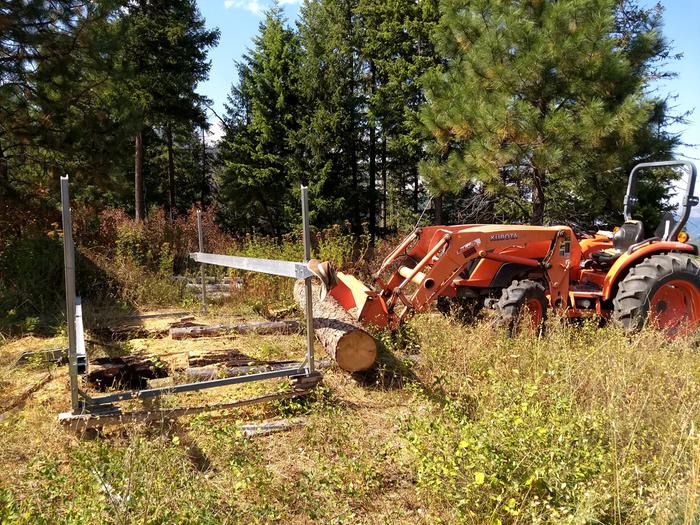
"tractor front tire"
612,254,700,336
495,280,547,335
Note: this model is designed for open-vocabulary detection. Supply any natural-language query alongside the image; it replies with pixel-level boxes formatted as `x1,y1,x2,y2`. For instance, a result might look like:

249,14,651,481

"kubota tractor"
324,160,700,336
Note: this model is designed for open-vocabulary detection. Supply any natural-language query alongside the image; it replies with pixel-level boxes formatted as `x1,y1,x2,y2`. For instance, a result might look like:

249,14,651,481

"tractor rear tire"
436,296,483,324
612,253,700,336
495,280,547,335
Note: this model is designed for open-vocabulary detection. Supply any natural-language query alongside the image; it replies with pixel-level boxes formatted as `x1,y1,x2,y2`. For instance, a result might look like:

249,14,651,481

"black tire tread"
612,253,700,332
495,279,547,334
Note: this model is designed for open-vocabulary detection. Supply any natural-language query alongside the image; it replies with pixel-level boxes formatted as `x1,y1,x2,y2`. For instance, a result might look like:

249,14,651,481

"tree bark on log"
185,359,332,381
293,281,377,372
170,320,300,340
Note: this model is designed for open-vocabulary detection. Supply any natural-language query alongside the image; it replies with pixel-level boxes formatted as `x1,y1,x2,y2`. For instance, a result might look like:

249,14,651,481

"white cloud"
223,0,264,15
224,0,299,15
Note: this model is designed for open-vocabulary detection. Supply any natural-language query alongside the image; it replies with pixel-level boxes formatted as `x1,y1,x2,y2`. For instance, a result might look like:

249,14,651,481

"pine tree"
0,0,138,240
355,0,440,233
419,0,676,226
296,0,363,232
297,0,440,235
568,0,682,229
121,0,219,220
218,6,304,235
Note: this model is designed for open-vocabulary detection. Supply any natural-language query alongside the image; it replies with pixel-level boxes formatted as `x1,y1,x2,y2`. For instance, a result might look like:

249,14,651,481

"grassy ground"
1,303,700,524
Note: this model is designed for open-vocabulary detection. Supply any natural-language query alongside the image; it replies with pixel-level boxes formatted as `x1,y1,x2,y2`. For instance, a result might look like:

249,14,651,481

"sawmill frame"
58,177,321,428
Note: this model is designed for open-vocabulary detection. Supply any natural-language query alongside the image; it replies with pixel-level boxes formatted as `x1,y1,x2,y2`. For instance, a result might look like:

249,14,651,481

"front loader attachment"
329,272,390,328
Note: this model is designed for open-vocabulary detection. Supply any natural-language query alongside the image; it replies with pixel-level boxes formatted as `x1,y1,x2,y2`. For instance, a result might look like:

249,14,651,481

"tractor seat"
589,221,644,265
612,220,644,252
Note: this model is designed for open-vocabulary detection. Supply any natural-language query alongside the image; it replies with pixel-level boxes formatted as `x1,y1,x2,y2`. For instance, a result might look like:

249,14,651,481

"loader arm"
330,225,578,329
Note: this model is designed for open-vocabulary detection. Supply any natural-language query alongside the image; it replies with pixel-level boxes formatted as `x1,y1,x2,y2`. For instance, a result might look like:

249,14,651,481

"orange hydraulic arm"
331,225,579,329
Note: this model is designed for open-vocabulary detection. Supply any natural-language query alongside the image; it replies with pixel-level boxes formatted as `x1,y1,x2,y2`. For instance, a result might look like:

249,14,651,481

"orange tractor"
322,160,700,336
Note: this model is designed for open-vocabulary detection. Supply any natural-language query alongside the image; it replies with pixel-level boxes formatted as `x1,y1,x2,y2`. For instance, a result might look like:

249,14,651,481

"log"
91,325,168,341
187,348,259,367
185,364,292,380
293,280,377,372
170,320,300,340
184,359,333,381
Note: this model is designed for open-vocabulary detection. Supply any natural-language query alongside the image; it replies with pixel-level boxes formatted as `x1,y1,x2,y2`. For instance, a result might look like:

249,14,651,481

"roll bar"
623,160,699,241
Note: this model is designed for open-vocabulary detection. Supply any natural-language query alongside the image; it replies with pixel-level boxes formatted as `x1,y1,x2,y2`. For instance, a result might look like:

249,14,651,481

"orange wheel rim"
649,279,700,337
523,299,544,329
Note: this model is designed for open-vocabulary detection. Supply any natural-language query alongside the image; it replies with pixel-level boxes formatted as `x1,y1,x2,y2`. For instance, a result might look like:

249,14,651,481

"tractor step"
568,287,603,315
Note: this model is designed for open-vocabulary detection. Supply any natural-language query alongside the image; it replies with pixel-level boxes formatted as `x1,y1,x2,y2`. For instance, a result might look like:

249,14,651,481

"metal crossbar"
86,366,307,404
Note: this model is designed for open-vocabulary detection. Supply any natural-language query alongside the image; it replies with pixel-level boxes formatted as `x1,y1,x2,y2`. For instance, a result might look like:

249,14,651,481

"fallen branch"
0,373,53,416
91,325,168,341
240,417,307,437
185,359,333,381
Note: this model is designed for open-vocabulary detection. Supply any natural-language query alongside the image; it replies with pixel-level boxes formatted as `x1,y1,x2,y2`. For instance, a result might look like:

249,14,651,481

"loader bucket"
329,272,390,328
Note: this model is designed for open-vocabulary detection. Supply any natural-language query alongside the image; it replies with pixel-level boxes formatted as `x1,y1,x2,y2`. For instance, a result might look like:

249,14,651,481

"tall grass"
2,311,700,522
404,315,700,523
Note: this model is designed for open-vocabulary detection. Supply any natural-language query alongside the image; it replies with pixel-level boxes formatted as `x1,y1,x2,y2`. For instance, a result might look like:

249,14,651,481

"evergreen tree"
0,0,136,238
296,0,363,232
419,0,678,226
121,0,219,220
297,0,440,235
147,122,212,212
218,6,304,235
568,0,682,229
355,0,440,233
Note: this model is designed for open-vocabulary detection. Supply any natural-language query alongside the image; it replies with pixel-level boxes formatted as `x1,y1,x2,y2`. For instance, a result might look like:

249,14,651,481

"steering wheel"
567,221,594,239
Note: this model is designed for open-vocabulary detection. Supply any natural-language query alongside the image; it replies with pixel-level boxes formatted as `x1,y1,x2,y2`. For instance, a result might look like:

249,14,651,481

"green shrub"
315,222,370,271
0,488,22,524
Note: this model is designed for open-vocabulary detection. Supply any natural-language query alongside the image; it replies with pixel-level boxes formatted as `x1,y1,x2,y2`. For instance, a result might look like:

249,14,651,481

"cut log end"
336,330,377,372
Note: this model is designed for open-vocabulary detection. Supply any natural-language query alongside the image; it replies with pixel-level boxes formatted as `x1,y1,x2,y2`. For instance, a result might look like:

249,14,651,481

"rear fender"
602,241,695,300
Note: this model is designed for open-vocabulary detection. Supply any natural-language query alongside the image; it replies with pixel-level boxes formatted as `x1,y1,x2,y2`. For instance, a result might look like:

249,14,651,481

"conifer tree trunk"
413,166,419,213
531,169,545,225
134,130,144,221
368,62,377,241
434,194,443,224
368,124,376,239
200,127,207,202
382,135,387,230
0,142,7,186
347,7,360,234
166,121,175,224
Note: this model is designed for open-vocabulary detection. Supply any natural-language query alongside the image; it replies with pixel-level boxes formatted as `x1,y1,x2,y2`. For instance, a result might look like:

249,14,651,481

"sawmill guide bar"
189,252,314,280
57,177,320,428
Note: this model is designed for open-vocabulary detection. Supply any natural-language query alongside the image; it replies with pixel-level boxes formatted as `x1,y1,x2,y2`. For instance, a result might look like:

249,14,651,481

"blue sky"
197,0,699,158
198,0,301,139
